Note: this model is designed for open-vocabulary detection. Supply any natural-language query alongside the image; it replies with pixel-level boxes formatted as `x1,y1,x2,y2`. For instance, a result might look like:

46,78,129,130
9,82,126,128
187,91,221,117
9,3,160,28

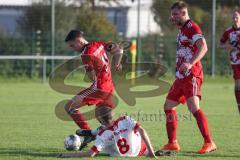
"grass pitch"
0,76,239,160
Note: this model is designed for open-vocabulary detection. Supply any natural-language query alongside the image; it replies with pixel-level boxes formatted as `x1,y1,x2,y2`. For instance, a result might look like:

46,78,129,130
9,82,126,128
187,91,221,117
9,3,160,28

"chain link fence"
0,0,239,78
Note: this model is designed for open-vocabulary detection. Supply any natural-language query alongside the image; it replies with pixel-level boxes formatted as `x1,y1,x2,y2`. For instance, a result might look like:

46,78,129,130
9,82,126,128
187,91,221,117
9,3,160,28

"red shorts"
231,64,240,80
72,86,114,108
166,75,202,104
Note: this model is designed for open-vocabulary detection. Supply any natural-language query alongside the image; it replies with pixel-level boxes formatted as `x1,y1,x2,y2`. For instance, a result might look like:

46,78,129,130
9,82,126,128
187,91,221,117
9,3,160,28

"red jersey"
176,20,204,79
220,26,240,64
81,41,114,93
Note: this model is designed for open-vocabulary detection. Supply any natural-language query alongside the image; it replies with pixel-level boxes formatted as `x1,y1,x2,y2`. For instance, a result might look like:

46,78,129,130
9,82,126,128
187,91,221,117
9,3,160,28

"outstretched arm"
137,126,157,158
58,149,97,158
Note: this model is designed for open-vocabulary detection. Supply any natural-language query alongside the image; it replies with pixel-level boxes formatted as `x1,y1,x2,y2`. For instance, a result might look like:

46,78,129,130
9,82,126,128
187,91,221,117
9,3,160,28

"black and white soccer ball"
64,134,82,151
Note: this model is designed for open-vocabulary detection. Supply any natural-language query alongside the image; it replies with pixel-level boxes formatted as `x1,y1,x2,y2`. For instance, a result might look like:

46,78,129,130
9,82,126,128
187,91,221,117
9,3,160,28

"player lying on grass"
58,106,157,158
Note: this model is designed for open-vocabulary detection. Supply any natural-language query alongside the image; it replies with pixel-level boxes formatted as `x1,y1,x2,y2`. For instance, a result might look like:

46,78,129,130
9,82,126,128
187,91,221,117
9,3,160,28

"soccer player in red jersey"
59,106,156,158
220,10,240,114
64,30,123,149
156,1,216,154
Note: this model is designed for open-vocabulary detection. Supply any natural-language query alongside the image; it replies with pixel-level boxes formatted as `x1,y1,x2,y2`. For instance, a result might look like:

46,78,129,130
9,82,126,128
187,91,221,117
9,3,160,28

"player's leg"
187,96,216,154
164,99,179,144
64,99,91,130
234,79,240,114
232,64,240,114
160,99,180,151
158,79,183,153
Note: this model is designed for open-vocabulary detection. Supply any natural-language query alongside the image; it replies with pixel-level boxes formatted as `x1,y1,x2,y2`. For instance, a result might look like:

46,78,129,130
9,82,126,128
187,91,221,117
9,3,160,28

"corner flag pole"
131,39,137,84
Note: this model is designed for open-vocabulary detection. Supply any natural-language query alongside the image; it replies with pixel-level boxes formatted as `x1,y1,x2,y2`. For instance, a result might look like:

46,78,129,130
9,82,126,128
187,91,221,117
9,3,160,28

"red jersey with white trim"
91,116,145,157
81,41,114,93
176,20,204,79
220,26,240,64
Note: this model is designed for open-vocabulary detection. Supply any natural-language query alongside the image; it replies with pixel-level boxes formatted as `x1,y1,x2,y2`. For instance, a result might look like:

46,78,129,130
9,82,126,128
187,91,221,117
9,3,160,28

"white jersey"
91,116,146,157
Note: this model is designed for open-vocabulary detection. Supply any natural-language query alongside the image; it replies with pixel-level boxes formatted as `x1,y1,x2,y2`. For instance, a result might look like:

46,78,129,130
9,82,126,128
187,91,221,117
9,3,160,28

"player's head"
95,106,114,126
169,1,189,27
65,30,87,52
232,10,240,27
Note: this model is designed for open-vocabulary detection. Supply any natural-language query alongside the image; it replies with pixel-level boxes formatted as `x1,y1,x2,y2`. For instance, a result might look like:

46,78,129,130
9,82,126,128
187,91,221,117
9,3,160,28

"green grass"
0,76,239,160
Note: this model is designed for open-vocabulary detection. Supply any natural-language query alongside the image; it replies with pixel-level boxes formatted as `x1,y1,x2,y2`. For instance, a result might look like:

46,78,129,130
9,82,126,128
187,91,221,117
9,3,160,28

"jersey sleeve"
83,42,109,73
189,24,204,45
220,30,229,44
91,135,105,153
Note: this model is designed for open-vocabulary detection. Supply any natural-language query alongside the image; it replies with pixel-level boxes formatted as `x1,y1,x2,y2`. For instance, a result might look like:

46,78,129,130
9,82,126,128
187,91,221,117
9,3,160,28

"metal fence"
0,0,239,78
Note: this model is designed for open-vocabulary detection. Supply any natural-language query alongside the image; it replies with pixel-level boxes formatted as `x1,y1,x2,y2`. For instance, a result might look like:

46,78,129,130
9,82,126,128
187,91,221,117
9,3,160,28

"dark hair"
233,9,240,14
95,106,113,123
65,30,84,42
170,1,188,10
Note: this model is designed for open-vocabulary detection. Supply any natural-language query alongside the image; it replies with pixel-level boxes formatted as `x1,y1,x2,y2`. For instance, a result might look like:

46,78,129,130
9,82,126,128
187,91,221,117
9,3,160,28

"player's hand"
114,64,122,72
146,151,158,158
179,62,192,73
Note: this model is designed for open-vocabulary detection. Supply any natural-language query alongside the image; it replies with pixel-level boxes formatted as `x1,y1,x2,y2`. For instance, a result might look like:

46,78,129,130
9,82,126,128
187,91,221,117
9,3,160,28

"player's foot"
197,142,217,154
79,135,96,150
76,129,93,136
155,150,176,156
159,142,181,152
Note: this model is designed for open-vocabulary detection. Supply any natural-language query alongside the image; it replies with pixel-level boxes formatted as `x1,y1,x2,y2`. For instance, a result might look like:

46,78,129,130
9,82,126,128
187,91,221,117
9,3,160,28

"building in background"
0,0,160,37
94,0,160,37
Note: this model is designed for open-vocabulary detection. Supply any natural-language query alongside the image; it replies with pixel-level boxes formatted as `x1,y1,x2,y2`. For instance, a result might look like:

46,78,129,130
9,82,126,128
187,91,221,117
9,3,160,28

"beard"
171,19,184,27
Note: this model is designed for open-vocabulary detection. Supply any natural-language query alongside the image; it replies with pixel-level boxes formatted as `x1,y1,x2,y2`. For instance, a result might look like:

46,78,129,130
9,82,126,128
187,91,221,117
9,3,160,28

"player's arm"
219,42,235,51
189,38,208,65
219,31,235,51
81,54,96,82
179,38,207,72
86,70,96,82
136,126,156,158
106,42,124,71
58,149,97,158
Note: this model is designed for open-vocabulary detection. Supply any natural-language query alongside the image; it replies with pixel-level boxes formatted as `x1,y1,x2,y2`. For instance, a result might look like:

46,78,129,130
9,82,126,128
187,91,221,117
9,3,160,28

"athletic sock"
165,109,178,143
70,109,91,130
234,89,240,114
193,109,211,143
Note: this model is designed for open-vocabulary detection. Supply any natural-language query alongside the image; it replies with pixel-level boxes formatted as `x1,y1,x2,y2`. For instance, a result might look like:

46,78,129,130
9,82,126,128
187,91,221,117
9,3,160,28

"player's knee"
64,105,71,114
164,102,173,110
188,106,199,114
64,100,75,114
235,86,240,91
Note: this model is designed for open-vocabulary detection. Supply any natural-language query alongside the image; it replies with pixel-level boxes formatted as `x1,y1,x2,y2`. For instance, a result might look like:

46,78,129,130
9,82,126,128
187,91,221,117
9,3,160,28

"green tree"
75,8,116,40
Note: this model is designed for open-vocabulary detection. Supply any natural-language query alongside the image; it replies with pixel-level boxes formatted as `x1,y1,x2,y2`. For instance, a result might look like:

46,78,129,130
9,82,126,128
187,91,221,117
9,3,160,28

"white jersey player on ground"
59,106,156,158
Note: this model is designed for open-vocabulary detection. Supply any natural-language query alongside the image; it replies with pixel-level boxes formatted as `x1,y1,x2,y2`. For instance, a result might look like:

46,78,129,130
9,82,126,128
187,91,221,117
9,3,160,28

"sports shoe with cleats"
198,142,217,154
79,135,96,150
159,142,180,152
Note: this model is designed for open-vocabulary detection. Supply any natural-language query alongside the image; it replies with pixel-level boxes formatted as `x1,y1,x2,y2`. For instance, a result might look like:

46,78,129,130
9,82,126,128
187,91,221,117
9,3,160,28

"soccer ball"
64,134,82,151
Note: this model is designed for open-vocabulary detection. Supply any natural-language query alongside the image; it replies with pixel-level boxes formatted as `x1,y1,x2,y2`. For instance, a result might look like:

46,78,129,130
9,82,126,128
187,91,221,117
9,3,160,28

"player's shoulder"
97,116,129,136
186,20,201,30
97,127,113,138
84,41,105,55
183,20,203,36
224,26,234,33
116,115,135,124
